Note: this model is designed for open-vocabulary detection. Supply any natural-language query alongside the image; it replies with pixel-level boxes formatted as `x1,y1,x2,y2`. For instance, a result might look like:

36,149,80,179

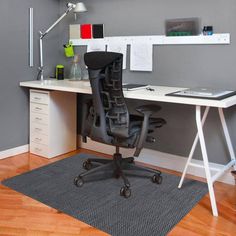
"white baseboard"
79,137,235,185
0,144,29,160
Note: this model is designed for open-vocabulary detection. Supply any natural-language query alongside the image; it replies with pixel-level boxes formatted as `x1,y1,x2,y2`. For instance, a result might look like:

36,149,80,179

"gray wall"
0,0,60,151
59,0,236,164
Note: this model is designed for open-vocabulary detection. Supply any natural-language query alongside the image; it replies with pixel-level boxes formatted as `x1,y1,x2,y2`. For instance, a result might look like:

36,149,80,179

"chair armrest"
134,104,165,157
134,113,149,157
81,98,93,143
135,104,161,116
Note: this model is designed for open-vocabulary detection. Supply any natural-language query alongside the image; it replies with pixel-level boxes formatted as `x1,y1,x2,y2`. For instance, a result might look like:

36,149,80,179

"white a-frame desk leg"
179,106,218,216
218,108,236,170
195,105,218,216
179,106,236,217
178,106,210,189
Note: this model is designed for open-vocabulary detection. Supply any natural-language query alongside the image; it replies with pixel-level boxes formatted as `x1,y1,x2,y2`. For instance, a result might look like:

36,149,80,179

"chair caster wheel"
74,176,84,187
83,160,92,170
152,174,162,184
120,186,131,198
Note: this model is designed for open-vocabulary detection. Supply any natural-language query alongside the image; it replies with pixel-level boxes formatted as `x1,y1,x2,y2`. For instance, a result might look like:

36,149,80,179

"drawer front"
30,103,49,115
30,90,49,104
30,133,49,145
30,113,49,125
30,142,48,157
30,123,48,136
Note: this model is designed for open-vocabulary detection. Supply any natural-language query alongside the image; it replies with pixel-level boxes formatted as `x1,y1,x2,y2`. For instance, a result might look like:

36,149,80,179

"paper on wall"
130,42,153,71
107,43,127,69
87,41,106,52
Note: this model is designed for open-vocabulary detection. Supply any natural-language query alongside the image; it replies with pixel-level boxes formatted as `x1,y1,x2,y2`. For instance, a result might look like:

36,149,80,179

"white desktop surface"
20,80,92,94
20,80,236,108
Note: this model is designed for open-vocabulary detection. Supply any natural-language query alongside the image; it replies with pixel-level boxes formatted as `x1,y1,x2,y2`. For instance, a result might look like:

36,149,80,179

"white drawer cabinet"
29,89,77,158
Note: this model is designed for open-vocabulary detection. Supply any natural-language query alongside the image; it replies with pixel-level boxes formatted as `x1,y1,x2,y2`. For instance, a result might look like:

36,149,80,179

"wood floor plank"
0,150,235,235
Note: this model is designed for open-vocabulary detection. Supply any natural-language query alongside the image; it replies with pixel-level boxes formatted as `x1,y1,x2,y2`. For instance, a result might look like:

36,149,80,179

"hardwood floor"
0,150,235,236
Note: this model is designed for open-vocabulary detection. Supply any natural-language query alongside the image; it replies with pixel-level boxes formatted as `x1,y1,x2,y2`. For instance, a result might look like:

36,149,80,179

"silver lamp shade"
74,2,87,13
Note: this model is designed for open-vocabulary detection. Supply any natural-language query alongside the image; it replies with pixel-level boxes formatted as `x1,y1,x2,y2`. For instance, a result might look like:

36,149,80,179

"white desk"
20,80,236,216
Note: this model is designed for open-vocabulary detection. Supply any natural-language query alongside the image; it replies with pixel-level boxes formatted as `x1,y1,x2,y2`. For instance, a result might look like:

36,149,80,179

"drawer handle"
35,128,42,131
35,107,42,111
35,117,42,121
34,97,42,100
33,97,41,100
35,147,42,151
35,138,42,141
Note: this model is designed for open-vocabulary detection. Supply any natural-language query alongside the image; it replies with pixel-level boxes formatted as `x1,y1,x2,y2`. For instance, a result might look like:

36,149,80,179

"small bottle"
69,55,82,81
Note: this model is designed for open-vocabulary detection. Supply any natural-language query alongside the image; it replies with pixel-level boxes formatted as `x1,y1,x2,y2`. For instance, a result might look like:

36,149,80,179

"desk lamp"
38,2,87,80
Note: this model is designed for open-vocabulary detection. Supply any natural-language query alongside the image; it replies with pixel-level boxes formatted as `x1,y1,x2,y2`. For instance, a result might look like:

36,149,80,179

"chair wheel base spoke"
152,174,162,184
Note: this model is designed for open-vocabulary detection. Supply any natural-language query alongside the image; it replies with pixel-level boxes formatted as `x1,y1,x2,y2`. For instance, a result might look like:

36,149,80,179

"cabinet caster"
152,174,162,184
83,160,92,170
120,186,131,198
74,176,84,187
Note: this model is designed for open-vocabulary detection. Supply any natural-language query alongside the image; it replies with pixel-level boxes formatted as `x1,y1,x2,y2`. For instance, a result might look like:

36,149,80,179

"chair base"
74,152,162,198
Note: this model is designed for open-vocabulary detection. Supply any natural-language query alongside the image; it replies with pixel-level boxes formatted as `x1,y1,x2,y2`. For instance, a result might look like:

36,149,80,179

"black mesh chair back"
84,51,130,145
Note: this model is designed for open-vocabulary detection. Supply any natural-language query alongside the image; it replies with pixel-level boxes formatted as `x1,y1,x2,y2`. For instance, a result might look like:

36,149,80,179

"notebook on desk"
122,84,149,91
166,87,236,100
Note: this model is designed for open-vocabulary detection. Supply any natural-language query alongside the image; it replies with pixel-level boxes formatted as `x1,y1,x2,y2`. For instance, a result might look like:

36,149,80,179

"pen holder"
64,42,74,58
56,64,64,80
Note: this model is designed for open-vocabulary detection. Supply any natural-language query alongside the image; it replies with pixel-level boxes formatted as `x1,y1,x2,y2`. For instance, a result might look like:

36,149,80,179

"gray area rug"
2,153,208,236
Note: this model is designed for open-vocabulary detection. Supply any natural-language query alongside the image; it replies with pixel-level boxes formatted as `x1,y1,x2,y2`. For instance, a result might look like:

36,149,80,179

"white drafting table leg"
218,108,236,165
196,105,218,216
178,107,210,189
178,106,236,216
218,108,236,171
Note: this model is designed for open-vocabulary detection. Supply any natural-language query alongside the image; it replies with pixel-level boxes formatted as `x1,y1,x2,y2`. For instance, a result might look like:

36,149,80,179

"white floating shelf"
70,33,230,46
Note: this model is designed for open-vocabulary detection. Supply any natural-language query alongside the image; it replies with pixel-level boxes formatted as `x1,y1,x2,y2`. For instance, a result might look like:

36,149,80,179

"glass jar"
69,55,82,81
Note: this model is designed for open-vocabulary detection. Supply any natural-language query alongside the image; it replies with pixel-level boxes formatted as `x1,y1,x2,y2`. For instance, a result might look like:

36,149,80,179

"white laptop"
175,87,235,98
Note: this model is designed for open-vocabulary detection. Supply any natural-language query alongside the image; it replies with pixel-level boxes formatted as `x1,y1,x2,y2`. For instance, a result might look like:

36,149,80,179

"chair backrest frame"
84,51,130,144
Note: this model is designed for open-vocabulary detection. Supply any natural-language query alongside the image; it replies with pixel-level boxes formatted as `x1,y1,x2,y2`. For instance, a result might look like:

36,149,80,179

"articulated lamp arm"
38,3,82,80
40,3,75,39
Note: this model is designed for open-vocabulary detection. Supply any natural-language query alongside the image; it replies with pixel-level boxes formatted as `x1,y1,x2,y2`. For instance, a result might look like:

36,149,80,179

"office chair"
74,51,166,198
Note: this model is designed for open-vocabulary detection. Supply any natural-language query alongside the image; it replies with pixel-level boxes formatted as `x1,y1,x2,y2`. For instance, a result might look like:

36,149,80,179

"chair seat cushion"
129,115,166,136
